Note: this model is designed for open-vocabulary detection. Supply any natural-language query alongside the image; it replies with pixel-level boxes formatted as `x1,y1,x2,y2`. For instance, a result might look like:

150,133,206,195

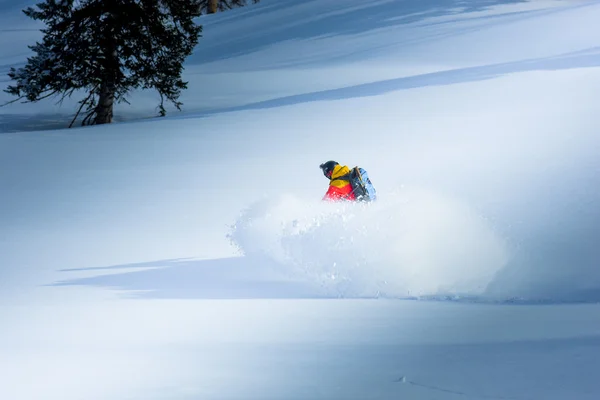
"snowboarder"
319,160,377,202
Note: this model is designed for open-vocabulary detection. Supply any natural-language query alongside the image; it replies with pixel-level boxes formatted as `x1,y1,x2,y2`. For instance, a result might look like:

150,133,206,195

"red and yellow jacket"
323,164,356,201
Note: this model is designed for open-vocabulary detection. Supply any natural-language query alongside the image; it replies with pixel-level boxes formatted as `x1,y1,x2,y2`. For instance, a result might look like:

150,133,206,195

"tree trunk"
94,80,115,125
208,0,218,13
94,36,118,125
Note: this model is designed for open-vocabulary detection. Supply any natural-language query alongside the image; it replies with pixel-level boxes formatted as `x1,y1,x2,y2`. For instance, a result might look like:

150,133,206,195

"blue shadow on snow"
188,0,533,65
178,48,600,119
51,256,326,299
50,254,600,304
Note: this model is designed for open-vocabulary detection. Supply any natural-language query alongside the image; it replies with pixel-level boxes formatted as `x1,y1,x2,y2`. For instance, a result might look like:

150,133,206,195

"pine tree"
2,0,203,127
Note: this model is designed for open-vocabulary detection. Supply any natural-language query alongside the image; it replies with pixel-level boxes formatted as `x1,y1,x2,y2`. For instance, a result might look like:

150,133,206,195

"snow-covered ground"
1,0,600,399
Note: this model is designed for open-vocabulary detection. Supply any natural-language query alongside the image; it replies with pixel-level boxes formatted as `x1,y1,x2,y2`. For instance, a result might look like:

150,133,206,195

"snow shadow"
0,113,76,133
51,254,600,303
186,48,600,117
0,110,159,133
189,0,529,65
51,256,323,299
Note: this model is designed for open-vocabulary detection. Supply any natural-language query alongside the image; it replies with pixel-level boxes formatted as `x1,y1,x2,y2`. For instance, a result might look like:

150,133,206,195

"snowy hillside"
1,0,600,399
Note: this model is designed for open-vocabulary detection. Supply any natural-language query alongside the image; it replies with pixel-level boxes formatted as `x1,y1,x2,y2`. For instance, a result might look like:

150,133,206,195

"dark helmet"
319,160,339,179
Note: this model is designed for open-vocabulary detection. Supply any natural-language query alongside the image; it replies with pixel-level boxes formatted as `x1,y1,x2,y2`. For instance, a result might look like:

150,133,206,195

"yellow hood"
331,164,350,179
330,164,351,187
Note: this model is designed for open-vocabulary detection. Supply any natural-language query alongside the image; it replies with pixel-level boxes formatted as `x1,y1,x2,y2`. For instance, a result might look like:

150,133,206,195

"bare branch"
82,108,95,126
0,96,26,107
56,87,77,106
34,89,62,102
69,89,96,128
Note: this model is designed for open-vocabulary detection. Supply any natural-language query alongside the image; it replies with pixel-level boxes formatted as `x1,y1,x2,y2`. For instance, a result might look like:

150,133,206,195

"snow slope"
1,0,600,399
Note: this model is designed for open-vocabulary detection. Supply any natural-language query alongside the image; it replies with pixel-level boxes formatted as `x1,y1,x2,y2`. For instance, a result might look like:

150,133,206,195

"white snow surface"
1,0,600,399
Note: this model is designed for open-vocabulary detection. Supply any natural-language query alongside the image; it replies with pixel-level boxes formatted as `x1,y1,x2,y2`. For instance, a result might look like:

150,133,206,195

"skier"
319,160,356,201
319,160,377,202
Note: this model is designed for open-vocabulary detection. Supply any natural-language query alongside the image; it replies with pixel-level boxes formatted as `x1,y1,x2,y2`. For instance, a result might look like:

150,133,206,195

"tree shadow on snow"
188,0,534,66
0,113,76,133
175,47,600,119
0,110,162,133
